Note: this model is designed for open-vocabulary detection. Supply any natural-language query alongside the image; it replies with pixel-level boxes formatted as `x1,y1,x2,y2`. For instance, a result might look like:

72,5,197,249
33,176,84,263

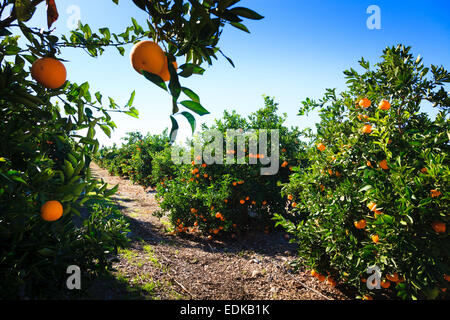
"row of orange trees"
96,46,449,300
96,96,305,235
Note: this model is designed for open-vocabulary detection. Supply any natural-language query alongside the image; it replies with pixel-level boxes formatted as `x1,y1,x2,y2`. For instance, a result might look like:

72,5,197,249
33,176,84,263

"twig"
155,250,194,298
171,277,193,298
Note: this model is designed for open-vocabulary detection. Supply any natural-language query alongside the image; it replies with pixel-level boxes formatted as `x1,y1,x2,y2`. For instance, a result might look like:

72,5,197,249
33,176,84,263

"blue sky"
22,0,450,146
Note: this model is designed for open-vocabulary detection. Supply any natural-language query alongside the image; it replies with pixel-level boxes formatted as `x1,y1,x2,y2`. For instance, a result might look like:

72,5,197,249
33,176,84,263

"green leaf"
169,115,179,143
230,21,250,33
116,46,125,56
142,71,168,91
228,7,264,20
180,100,209,116
104,184,119,197
0,28,12,36
126,90,135,107
181,87,200,103
100,125,112,138
359,185,373,192
38,248,55,257
14,0,36,22
172,99,179,114
125,107,139,118
180,111,196,134
168,63,181,101
178,63,205,78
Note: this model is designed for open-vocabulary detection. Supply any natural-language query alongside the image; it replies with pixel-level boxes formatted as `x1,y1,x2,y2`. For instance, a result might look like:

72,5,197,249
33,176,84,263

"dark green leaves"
124,107,139,119
178,63,206,78
180,111,196,134
228,7,264,20
14,0,36,22
181,87,200,103
0,28,12,36
230,21,250,33
180,100,209,116
169,115,179,143
142,71,168,91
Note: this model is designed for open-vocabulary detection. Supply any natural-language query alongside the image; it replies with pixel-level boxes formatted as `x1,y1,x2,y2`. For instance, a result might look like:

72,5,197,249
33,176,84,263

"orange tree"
0,0,261,298
154,97,306,236
95,130,171,187
275,45,449,300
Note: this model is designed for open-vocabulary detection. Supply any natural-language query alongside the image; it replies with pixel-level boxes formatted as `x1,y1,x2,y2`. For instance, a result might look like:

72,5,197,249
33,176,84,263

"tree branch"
0,0,45,28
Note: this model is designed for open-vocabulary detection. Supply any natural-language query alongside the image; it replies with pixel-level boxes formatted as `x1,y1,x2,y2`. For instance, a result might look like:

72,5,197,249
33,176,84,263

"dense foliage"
1,0,260,298
275,45,449,300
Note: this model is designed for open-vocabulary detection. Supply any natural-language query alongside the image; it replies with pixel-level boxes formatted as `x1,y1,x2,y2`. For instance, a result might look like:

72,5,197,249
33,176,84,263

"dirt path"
85,162,349,300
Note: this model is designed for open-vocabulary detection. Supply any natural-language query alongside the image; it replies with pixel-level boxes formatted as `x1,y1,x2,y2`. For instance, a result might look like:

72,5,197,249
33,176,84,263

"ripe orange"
31,57,67,89
291,202,298,208
317,143,326,152
362,124,373,134
240,199,245,205
386,273,399,282
215,212,223,219
40,200,63,221
420,167,428,174
374,210,383,218
378,100,391,111
281,161,288,168
379,159,389,170
367,202,377,212
431,221,446,234
130,40,166,75
245,196,250,201
287,195,294,201
380,279,391,289
430,189,442,198
359,98,371,108
362,294,373,300
326,277,337,287
317,274,326,282
311,270,318,277
371,234,379,243
444,274,450,282
262,201,267,206
159,57,178,81
354,219,367,229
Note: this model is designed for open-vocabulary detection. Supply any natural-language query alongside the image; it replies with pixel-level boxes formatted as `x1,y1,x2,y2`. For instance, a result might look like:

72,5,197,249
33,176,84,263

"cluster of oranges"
357,98,391,135
31,40,176,90
310,269,337,288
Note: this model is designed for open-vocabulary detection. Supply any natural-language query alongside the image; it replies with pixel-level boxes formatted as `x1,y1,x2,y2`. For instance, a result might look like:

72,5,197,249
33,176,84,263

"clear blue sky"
24,0,450,146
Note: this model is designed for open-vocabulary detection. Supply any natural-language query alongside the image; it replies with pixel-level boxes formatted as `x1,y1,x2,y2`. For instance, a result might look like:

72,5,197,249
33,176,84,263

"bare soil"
85,162,350,300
